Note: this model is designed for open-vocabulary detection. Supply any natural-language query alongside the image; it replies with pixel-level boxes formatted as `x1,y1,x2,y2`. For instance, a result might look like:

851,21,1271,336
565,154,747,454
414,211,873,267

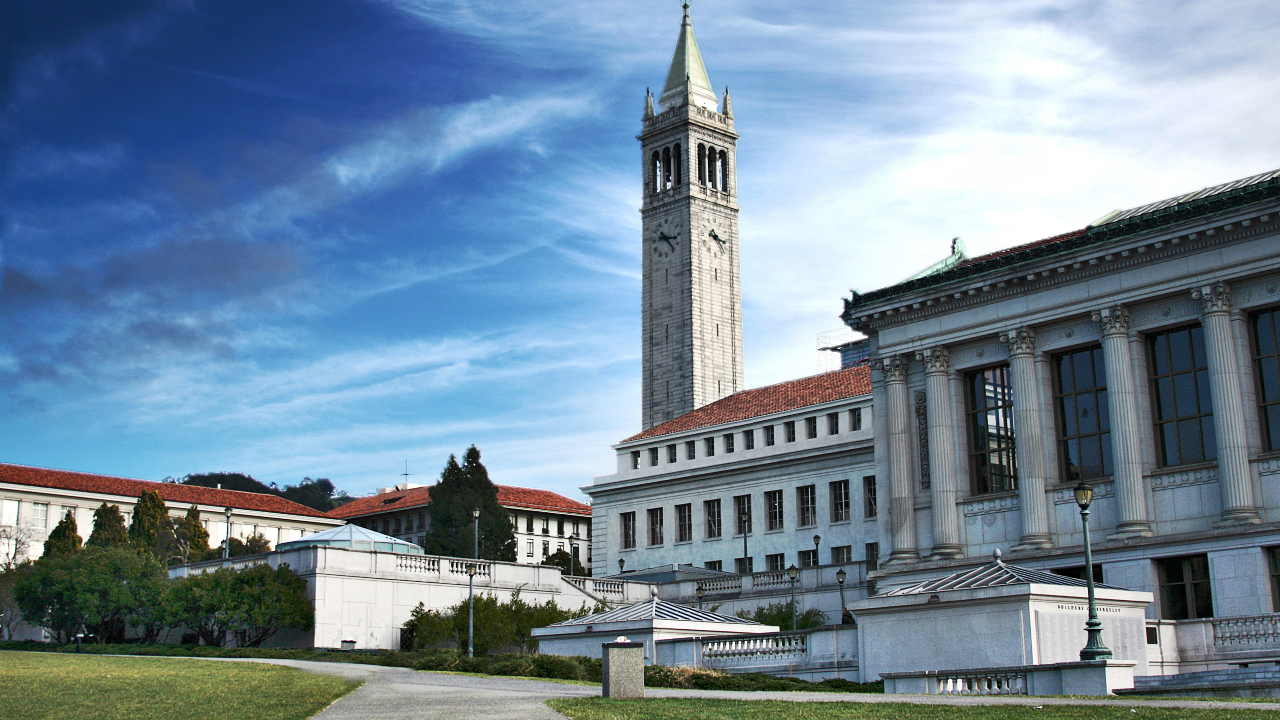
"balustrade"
702,632,807,662
934,671,1026,695
1214,614,1280,648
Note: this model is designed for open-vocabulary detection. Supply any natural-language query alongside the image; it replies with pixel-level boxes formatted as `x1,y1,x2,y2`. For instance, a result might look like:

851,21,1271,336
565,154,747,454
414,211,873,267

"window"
527,540,534,557
850,408,863,430
31,502,48,529
1251,308,1280,451
764,425,776,446
1158,555,1213,619
557,519,565,536
620,512,636,549
1051,565,1104,584
863,476,877,518
630,450,641,470
558,542,564,553
676,504,692,543
827,412,839,435
587,524,592,539
1269,548,1280,612
1054,346,1113,482
408,515,416,532
1148,325,1215,466
686,440,697,460
705,500,722,539
649,448,659,466
61,506,76,525
797,485,817,527
865,542,880,571
735,556,754,575
542,540,550,557
831,545,852,564
830,479,850,522
647,508,663,546
744,429,755,450
765,490,784,531
967,365,1018,494
785,421,797,443
705,560,723,571
734,495,752,535
805,417,818,439
393,517,401,535
667,444,678,463
705,437,716,456
766,553,786,571
798,549,818,567
542,516,550,534
724,433,735,453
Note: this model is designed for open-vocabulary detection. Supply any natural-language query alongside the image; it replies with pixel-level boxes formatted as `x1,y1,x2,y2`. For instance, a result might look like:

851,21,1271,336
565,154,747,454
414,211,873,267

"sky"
3,0,1279,503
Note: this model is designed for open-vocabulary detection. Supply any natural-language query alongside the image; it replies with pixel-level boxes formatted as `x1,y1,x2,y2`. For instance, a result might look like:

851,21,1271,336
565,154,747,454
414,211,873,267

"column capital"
874,354,909,383
999,326,1037,356
1192,281,1232,315
914,347,951,374
1091,305,1131,336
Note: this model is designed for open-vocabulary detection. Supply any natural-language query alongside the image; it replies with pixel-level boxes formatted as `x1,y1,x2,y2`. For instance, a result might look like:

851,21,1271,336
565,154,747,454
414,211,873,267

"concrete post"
1001,327,1052,549
876,354,919,565
1091,306,1152,538
916,347,962,559
602,641,645,698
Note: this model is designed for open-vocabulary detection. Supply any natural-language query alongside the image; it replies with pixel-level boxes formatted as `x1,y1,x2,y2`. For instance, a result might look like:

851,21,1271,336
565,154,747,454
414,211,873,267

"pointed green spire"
662,1,713,96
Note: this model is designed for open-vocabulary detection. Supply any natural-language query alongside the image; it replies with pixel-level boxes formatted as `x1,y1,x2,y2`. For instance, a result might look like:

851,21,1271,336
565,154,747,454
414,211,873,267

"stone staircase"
1119,666,1280,698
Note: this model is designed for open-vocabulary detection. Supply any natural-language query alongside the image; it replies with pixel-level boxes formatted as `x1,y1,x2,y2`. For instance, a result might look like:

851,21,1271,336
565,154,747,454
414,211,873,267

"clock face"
701,215,730,256
649,216,683,259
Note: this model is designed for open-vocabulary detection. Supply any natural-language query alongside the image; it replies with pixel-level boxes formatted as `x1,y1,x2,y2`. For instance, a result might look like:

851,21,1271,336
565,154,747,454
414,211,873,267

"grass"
546,698,1280,720
0,651,359,720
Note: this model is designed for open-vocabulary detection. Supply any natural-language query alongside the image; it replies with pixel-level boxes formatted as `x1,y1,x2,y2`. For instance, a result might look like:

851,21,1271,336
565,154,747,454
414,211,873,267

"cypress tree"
422,446,516,561
42,510,82,558
86,503,129,549
175,505,210,562
128,491,176,559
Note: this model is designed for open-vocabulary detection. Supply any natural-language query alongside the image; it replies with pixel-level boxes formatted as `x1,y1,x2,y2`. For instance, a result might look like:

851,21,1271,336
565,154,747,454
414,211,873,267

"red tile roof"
624,365,872,442
0,462,333,518
327,484,591,520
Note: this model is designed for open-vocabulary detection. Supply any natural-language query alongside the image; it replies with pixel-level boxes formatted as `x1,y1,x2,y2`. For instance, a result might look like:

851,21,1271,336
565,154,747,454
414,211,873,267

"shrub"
735,600,828,630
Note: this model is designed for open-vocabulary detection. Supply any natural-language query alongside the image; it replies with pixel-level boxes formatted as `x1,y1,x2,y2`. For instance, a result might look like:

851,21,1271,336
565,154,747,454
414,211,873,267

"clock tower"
640,2,743,429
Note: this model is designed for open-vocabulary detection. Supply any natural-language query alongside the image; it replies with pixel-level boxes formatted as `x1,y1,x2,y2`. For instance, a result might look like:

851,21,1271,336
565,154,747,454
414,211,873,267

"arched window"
662,147,672,190
717,150,728,191
697,144,707,185
651,151,661,194
673,144,682,186
707,145,718,189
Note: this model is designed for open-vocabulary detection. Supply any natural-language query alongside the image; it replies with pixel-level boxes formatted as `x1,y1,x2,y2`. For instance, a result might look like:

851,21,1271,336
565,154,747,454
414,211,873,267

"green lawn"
0,651,359,720
547,698,1280,720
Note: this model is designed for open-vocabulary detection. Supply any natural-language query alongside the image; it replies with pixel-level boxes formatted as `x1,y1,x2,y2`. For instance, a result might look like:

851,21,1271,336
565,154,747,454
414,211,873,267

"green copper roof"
662,3,713,95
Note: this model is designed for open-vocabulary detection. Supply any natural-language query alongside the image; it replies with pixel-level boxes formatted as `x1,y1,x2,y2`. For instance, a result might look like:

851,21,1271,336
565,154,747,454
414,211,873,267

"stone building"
328,482,593,568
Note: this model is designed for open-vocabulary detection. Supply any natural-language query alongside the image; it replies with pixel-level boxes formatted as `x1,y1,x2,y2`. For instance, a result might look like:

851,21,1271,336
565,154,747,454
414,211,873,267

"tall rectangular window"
542,540,550,557
766,553,786,571
667,444,678,463
1252,307,1280,452
764,425,776,446
806,417,818,439
967,365,1018,494
735,556,754,575
724,433,735,453
797,485,817,527
675,503,692,543
557,519,565,536
830,479,850,522
620,512,636,550
542,516,549,534
798,549,818,567
744,429,755,450
31,502,48,529
850,408,863,430
705,437,716,457
647,508,664,546
704,499,722,539
1158,554,1213,619
649,448,659,467
765,490,784,531
1054,346,1113,482
827,412,840,435
1149,325,1215,466
785,421,797,443
865,542,879,571
734,495,752,535
831,545,853,564
630,450,640,470
705,560,723,571
863,476,877,518
686,440,697,460
526,540,534,557
1269,548,1280,612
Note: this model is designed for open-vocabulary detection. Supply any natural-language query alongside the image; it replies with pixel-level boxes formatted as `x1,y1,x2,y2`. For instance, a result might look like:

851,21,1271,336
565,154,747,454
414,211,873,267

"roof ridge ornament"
993,548,1003,564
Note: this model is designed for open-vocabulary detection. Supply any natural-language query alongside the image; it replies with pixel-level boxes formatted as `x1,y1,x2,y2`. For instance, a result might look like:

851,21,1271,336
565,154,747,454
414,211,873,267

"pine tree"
42,510,82,558
86,503,129,549
128,490,177,560
175,505,210,562
422,446,516,561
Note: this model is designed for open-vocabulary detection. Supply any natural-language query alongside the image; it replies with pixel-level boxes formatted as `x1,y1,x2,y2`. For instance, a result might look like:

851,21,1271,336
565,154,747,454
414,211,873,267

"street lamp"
1073,481,1112,662
618,557,625,574
787,564,800,631
812,534,821,566
472,508,480,560
466,563,478,658
695,584,705,610
836,567,852,625
223,507,234,560
739,512,750,574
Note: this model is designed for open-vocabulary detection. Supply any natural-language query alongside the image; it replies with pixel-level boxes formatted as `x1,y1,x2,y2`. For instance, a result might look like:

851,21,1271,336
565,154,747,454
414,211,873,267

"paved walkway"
210,658,1280,718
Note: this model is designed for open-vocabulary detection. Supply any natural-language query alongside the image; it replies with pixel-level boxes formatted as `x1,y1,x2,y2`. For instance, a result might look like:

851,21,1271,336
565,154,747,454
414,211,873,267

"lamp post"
466,563,477,658
472,507,480,560
1074,481,1112,662
618,557,625,575
787,564,799,630
223,507,233,560
836,567,851,625
739,511,750,574
695,584,705,610
812,534,821,566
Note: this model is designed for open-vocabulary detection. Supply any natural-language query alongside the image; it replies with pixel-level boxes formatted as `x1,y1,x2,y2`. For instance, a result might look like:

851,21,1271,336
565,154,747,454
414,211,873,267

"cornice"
639,102,738,141
845,207,1280,334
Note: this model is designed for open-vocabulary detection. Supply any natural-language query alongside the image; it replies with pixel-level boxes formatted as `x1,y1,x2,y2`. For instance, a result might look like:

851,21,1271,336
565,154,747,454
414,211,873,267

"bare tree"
0,522,36,571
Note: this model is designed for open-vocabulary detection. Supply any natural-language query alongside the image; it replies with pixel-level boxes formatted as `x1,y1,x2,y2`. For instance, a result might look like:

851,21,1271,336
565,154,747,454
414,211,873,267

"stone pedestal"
603,641,645,698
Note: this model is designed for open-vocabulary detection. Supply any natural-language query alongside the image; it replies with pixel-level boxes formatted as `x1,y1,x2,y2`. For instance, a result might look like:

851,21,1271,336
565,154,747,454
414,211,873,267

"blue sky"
3,1,1279,503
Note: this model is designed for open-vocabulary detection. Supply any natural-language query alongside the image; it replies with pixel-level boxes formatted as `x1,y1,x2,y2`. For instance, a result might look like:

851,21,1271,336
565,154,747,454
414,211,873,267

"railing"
397,555,440,573
751,571,792,590
700,576,743,595
565,577,625,598
1214,614,1280,648
932,670,1027,695
703,632,807,663
449,559,491,577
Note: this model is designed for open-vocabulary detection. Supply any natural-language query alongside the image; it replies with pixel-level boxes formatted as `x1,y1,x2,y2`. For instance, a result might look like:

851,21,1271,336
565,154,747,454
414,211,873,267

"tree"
86,503,129,549
541,549,586,577
0,522,35,570
0,563,34,640
182,472,273,495
128,490,177,559
42,510,82,558
422,446,516,561
14,546,167,643
228,563,313,647
175,505,210,563
165,567,237,647
403,602,453,650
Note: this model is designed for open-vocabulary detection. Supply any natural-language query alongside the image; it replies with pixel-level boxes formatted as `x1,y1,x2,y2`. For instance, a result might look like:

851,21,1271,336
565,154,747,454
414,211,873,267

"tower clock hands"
657,231,677,250
709,229,726,246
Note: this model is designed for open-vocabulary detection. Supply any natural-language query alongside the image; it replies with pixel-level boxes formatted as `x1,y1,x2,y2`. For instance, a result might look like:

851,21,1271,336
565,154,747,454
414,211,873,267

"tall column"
877,354,920,565
1001,327,1052,549
1192,282,1261,525
1091,306,1151,537
916,347,963,559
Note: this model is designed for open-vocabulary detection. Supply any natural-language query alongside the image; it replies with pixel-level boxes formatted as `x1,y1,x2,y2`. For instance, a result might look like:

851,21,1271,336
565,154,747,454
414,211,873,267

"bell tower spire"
638,3,743,429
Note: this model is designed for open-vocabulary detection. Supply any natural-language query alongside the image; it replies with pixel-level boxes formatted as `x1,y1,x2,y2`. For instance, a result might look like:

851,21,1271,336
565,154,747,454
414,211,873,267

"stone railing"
397,555,441,573
703,632,807,663
751,571,792,590
931,670,1027,695
699,576,743,595
1213,614,1280,649
448,559,491,577
564,577,624,597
